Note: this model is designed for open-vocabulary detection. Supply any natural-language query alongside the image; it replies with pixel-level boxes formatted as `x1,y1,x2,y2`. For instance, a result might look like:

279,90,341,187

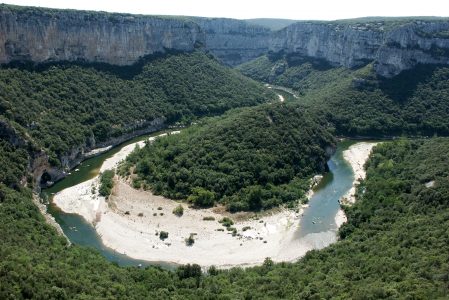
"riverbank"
53,131,324,268
52,136,373,268
55,177,315,268
33,195,70,244
335,142,378,226
96,179,314,268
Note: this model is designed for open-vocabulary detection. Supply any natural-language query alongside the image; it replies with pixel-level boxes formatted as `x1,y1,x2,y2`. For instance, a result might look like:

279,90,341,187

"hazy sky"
2,0,449,20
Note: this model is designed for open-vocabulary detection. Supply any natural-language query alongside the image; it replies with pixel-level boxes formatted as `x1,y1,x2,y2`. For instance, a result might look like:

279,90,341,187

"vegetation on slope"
2,136,449,298
197,138,449,298
0,51,272,167
119,103,335,211
237,53,352,95
238,53,449,137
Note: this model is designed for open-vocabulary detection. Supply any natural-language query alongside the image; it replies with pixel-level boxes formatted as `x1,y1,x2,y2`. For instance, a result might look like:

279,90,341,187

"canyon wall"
1,5,449,76
0,6,204,65
0,5,269,67
270,20,449,77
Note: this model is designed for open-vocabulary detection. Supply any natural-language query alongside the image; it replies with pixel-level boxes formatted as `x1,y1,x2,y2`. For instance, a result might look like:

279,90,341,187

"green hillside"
238,53,449,136
0,51,272,167
2,133,448,298
119,103,335,211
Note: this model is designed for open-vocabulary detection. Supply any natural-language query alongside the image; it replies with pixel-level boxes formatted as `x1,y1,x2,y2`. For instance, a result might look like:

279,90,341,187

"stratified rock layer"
1,5,449,76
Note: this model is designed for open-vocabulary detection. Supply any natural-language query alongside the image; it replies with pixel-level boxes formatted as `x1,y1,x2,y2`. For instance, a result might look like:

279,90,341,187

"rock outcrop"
269,22,384,69
37,117,166,188
0,5,269,67
269,20,449,77
375,21,449,77
1,5,448,76
193,18,270,66
0,6,204,66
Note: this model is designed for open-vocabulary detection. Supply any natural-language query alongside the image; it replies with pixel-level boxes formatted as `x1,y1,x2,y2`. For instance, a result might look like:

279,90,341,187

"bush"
185,234,195,246
99,170,114,197
172,204,184,217
219,217,234,228
203,216,215,221
187,187,215,207
159,231,169,240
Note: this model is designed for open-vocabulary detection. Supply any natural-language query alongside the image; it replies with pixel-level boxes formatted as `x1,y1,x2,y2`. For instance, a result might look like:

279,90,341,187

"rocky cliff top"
1,4,449,76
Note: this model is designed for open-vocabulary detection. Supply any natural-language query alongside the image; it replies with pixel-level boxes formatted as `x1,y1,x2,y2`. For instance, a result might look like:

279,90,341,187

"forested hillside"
119,103,335,211
2,134,448,298
0,51,272,167
238,54,449,136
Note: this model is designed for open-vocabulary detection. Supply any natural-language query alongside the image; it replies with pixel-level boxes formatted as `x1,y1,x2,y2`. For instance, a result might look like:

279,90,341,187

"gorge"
1,3,449,299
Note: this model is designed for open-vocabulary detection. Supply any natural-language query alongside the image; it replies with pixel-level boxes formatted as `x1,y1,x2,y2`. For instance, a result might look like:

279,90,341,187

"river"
42,135,356,268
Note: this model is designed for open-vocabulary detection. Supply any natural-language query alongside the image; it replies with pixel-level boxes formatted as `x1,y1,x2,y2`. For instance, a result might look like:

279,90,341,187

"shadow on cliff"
0,49,205,80
378,64,441,103
267,51,336,71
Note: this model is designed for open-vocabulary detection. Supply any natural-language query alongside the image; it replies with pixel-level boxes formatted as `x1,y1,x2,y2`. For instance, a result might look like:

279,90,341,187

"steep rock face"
37,117,166,188
270,22,384,68
269,20,449,77
0,6,204,65
375,21,449,77
0,6,269,67
2,6,448,75
194,18,270,66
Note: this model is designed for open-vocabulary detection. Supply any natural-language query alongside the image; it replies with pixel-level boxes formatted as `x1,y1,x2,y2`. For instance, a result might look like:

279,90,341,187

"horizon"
1,0,449,21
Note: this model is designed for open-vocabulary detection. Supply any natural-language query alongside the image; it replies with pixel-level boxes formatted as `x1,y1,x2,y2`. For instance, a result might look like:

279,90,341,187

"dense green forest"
2,135,448,298
238,54,449,136
119,103,335,211
0,51,272,167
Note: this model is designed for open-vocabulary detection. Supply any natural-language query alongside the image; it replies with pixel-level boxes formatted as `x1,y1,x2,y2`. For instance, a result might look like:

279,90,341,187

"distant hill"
245,18,298,30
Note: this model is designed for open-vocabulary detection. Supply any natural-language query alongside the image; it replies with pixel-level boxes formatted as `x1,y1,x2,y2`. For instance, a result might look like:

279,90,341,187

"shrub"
99,170,114,197
203,216,215,221
172,204,184,217
185,234,195,246
159,231,169,240
219,217,234,228
187,187,215,207
132,179,141,189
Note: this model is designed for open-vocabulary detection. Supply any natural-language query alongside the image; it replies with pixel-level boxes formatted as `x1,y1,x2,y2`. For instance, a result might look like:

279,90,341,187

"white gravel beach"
53,136,376,268
53,132,319,268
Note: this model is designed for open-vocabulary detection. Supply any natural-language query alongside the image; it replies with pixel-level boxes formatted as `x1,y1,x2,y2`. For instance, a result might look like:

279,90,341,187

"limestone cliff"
0,5,204,65
270,20,449,77
375,21,449,77
0,5,269,67
193,18,270,66
1,5,448,76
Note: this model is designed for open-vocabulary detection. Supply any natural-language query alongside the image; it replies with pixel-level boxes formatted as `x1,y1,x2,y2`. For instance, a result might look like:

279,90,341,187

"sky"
1,0,449,20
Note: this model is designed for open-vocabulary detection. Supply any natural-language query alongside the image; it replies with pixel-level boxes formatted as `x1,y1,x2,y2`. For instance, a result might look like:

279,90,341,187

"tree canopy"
120,103,335,211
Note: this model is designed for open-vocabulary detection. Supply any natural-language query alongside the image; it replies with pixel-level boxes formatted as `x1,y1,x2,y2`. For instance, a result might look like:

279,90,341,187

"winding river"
42,134,356,268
